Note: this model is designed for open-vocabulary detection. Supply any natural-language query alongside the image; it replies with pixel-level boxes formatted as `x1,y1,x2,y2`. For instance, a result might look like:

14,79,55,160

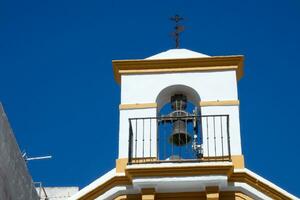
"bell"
169,120,191,146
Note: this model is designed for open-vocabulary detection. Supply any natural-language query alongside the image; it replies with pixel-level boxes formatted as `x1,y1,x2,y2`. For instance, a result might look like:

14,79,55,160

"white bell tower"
72,48,298,200
113,48,244,166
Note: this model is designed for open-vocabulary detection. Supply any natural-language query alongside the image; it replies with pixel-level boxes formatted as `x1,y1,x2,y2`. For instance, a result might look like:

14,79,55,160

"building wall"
37,187,79,200
0,103,39,200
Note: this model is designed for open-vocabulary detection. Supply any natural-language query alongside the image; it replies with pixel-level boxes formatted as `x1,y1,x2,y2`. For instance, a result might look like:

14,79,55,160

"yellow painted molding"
113,56,244,84
114,194,140,200
206,186,219,200
116,191,253,200
235,192,254,200
118,66,237,75
78,164,294,200
142,194,155,200
119,103,157,110
116,158,128,173
220,191,253,200
200,100,240,107
141,188,156,200
157,191,206,198
231,155,245,169
114,195,127,200
78,176,131,200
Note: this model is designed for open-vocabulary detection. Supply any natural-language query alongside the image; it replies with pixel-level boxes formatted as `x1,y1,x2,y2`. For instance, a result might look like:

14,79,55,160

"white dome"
145,48,210,60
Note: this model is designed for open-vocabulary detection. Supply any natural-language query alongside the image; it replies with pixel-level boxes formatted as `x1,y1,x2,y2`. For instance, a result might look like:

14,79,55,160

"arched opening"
156,85,201,113
155,85,203,160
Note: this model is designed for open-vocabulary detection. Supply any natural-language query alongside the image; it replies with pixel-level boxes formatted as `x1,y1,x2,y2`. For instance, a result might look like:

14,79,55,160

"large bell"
168,94,192,146
169,120,191,146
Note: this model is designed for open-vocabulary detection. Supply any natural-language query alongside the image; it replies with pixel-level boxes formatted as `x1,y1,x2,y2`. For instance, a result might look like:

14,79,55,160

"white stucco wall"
119,108,157,158
201,105,242,156
121,71,238,104
118,70,242,159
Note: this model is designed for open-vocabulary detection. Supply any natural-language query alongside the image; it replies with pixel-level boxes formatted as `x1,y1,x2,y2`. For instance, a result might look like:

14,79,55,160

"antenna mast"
22,152,52,162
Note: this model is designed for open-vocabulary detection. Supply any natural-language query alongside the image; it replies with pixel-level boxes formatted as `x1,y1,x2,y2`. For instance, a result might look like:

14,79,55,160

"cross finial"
170,14,185,48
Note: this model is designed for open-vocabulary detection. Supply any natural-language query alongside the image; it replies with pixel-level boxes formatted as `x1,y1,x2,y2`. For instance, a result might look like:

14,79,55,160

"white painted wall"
118,70,242,159
119,108,157,158
201,105,242,156
121,71,238,104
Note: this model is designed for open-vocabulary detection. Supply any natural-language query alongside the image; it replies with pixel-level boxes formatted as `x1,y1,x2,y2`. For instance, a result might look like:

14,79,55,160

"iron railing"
128,115,231,165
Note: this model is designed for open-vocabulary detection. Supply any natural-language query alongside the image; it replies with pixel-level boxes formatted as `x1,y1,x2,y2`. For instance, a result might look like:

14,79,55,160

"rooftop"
145,48,210,60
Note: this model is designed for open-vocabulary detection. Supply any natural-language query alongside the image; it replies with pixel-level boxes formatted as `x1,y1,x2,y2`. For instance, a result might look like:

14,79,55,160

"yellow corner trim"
231,155,245,169
116,158,128,173
206,186,219,200
200,100,240,107
119,103,157,110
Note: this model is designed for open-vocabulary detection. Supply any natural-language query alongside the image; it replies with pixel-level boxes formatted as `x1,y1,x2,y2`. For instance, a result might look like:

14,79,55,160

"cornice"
112,56,244,84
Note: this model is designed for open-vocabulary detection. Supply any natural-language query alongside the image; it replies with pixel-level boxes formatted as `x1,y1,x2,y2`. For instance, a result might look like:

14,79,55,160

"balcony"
128,114,231,165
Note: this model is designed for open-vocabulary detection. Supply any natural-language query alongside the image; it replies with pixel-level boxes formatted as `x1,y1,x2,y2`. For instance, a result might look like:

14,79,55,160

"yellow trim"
206,186,219,200
231,155,245,169
114,194,140,200
220,191,253,200
114,195,127,200
114,191,253,200
116,158,128,173
78,176,131,200
200,100,240,107
235,192,254,200
78,164,294,200
118,65,237,75
142,194,155,200
141,188,156,200
119,103,157,110
156,191,206,199
113,56,244,84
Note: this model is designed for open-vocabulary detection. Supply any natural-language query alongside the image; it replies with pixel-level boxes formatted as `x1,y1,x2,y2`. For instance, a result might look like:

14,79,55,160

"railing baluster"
213,117,216,157
227,115,231,161
150,118,152,159
135,119,137,162
142,119,145,162
185,118,188,157
163,122,166,160
206,117,209,159
220,116,224,160
128,119,133,165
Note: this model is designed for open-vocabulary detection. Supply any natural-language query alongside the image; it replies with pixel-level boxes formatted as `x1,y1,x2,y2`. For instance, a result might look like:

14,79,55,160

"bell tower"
72,48,298,200
113,48,244,167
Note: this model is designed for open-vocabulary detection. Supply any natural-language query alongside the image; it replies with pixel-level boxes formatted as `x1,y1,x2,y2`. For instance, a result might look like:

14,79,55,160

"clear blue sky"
1,0,300,196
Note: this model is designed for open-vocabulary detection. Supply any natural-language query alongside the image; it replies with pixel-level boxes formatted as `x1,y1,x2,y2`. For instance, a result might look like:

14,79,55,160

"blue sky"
1,0,300,196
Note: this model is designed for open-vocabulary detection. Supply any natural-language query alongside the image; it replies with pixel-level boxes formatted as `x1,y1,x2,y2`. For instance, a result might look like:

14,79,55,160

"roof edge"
112,55,244,84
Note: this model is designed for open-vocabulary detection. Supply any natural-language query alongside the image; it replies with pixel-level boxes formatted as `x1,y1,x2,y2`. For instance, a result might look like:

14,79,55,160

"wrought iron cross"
170,14,185,48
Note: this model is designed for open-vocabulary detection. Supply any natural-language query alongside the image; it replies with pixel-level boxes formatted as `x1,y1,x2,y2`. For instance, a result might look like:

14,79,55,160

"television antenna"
22,151,52,162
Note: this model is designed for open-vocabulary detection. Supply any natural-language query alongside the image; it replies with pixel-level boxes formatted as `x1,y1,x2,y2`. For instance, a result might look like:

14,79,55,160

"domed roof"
145,48,210,60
